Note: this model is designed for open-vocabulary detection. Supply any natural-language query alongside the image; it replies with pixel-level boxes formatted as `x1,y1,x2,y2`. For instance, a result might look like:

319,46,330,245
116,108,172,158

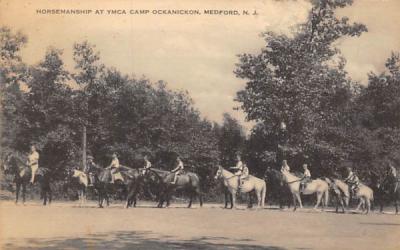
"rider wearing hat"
171,156,184,184
27,145,39,184
85,155,99,186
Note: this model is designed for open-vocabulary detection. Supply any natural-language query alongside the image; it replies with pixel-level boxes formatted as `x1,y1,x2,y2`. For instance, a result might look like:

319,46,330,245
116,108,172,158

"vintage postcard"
1,0,400,249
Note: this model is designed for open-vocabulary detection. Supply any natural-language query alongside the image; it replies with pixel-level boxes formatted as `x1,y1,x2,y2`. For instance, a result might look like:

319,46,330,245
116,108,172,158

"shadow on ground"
4,230,286,250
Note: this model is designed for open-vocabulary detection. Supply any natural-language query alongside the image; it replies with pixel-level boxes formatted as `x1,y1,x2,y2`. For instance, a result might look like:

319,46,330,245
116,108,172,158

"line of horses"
2,153,400,214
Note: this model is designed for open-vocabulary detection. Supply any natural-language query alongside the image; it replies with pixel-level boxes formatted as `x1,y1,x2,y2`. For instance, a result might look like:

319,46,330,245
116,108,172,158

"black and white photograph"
0,0,399,249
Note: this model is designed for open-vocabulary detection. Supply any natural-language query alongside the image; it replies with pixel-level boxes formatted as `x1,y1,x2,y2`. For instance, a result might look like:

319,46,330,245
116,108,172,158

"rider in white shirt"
171,157,184,184
300,163,311,192
28,145,39,184
108,153,120,183
280,160,290,173
231,155,249,188
142,155,152,175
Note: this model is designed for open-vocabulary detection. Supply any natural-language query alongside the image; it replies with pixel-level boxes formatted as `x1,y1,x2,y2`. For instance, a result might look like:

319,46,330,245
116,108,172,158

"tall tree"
235,0,367,174
0,26,28,154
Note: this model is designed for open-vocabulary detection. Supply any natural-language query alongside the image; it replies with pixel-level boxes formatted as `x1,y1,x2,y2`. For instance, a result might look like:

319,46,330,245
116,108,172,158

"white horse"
71,169,89,206
329,178,373,214
324,178,350,213
281,170,329,211
214,166,266,209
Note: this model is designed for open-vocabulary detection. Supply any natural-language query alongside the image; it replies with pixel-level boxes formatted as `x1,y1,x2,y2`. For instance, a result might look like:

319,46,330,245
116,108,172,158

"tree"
214,113,246,167
18,48,77,172
235,0,367,175
0,26,28,155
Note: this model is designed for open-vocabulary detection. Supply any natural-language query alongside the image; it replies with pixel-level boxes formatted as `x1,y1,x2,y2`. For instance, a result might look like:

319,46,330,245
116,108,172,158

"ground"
1,201,399,250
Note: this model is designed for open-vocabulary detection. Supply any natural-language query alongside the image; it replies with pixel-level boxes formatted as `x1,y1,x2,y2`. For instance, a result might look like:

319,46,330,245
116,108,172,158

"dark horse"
371,170,400,214
94,166,135,208
69,165,134,208
149,168,203,208
3,153,52,205
125,168,160,208
264,167,291,209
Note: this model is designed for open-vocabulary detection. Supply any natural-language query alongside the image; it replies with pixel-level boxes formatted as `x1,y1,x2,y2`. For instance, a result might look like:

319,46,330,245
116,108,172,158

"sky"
1,0,399,131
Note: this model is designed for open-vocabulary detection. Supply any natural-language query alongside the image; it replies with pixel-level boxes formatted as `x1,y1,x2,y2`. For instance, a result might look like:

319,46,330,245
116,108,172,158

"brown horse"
3,153,52,205
149,168,203,208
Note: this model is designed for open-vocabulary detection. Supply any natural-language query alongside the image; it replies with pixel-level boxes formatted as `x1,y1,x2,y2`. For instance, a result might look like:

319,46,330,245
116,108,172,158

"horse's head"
2,153,15,174
214,166,222,180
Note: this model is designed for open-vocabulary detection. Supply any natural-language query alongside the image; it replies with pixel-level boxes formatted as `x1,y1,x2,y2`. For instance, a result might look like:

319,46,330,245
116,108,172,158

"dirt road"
1,201,399,250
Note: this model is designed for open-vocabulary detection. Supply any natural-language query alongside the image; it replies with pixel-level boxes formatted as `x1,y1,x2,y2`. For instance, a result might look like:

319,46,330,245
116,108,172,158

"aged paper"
1,0,400,249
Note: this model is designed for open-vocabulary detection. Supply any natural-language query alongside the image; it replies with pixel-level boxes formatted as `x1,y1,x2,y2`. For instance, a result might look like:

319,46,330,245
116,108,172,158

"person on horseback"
387,162,397,178
142,155,152,175
27,145,39,184
85,155,99,186
300,163,311,193
231,155,249,188
280,160,290,173
108,153,120,184
344,166,360,197
171,156,184,184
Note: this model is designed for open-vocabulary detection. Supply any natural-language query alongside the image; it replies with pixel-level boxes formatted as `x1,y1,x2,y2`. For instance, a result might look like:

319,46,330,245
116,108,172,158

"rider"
171,156,184,184
142,155,152,175
344,166,360,197
300,163,311,193
387,162,397,178
280,160,290,173
27,145,39,184
231,155,248,188
108,153,120,184
85,155,99,186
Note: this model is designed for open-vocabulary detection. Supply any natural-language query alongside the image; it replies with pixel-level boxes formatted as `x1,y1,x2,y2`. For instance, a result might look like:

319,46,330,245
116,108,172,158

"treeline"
0,28,246,195
1,0,400,199
235,0,400,181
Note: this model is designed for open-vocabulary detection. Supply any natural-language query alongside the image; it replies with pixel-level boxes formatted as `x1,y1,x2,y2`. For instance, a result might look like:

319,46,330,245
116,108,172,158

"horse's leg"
292,194,297,211
224,190,228,208
188,191,193,208
198,190,203,207
22,183,26,204
229,193,233,209
15,182,20,204
314,192,322,210
232,190,237,209
366,199,371,214
296,193,303,209
256,191,261,208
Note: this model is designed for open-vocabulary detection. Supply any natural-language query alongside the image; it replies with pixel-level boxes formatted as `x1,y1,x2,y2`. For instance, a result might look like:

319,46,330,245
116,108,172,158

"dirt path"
1,201,399,250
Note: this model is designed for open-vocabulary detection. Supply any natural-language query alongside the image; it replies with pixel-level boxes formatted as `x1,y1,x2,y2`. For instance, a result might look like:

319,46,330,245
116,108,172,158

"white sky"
1,0,399,131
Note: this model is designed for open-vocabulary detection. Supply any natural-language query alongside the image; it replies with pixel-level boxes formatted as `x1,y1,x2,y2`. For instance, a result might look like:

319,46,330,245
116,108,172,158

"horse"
125,168,164,208
329,177,373,214
2,153,52,205
324,178,350,213
70,169,90,206
264,167,292,209
371,170,400,214
280,170,329,211
149,168,203,208
214,166,266,209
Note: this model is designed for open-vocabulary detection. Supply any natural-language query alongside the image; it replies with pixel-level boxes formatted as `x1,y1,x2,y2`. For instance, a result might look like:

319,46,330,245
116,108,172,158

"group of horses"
2,153,400,215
